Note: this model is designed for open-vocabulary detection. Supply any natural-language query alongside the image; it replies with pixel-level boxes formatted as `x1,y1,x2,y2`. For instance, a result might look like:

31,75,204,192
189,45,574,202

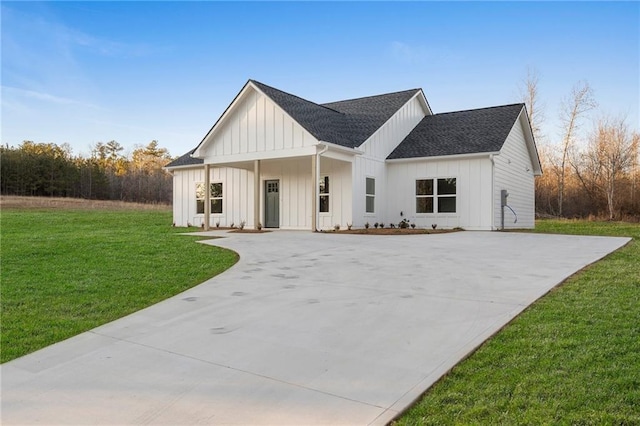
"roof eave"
386,151,500,163
319,141,363,155
518,106,543,175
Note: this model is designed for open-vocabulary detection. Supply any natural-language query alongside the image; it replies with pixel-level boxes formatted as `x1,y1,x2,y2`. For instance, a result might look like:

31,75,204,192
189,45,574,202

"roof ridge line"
435,103,524,116
249,79,345,115
321,88,421,106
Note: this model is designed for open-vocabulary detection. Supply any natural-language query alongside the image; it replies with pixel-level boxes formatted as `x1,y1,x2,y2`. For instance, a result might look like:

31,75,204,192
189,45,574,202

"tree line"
1,140,174,204
522,69,639,221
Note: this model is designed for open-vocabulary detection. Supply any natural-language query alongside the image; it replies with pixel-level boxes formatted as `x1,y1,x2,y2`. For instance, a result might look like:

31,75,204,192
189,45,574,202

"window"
319,176,329,213
416,179,434,213
196,182,223,214
416,178,456,213
437,178,456,213
365,177,375,213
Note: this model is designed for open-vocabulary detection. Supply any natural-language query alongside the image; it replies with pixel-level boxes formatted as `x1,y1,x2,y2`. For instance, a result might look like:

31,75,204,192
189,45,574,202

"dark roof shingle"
251,80,420,148
165,149,203,168
387,103,524,159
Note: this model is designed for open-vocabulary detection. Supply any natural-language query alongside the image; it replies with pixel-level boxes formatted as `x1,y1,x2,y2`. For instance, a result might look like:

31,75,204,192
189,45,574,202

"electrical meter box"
501,189,509,207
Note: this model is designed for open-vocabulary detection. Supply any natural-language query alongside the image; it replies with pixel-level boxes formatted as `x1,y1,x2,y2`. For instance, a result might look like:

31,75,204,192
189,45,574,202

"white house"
166,80,542,231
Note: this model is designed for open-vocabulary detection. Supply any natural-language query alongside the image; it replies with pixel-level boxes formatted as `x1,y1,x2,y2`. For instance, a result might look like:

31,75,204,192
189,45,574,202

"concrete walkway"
1,231,630,425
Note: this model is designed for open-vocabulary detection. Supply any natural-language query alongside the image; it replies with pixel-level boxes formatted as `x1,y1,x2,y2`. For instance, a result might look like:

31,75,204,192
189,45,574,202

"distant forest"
1,140,174,204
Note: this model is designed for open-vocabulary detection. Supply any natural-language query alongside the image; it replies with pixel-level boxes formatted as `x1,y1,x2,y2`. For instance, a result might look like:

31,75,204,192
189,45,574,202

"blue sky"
2,1,638,157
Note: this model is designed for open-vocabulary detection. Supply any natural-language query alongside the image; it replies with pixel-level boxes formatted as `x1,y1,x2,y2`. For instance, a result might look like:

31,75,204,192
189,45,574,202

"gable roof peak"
249,79,344,115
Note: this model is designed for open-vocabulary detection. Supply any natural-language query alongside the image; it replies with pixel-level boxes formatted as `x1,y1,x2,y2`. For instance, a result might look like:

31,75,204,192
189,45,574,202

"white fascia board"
417,89,433,116
319,141,363,155
518,108,543,176
192,80,258,158
163,163,204,171
202,146,318,165
386,151,499,163
317,141,362,163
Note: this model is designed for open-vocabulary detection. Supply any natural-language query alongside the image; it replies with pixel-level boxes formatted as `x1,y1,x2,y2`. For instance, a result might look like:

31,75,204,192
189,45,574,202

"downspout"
315,143,329,231
489,154,495,230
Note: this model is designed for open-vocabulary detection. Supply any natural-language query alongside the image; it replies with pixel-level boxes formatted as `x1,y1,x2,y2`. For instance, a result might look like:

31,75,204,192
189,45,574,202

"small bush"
365,222,370,229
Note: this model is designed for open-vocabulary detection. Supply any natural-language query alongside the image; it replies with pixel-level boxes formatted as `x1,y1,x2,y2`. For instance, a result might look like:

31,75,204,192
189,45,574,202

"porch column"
204,164,211,231
254,160,260,229
311,154,317,231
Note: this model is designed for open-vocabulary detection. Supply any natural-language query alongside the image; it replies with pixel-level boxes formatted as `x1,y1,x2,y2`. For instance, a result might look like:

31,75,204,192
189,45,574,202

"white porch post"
311,154,317,232
204,164,211,231
254,160,260,229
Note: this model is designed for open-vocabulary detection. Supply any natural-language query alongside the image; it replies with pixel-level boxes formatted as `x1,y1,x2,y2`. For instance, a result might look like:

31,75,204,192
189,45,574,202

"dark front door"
265,180,279,228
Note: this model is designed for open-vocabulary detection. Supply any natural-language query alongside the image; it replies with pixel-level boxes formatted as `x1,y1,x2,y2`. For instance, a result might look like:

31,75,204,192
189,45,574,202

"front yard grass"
395,219,639,425
1,206,238,363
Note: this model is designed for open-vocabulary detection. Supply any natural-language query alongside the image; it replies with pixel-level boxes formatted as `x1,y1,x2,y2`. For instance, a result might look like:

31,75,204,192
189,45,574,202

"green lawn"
1,208,238,363
395,220,640,425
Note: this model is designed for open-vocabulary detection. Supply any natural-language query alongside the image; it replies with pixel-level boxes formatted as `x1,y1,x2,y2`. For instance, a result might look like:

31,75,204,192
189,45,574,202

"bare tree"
555,81,597,216
520,67,545,143
573,116,639,219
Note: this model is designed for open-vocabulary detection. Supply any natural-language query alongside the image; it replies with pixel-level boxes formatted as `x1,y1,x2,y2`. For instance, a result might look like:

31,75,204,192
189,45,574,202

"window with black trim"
196,182,223,214
365,177,375,213
319,176,329,213
416,178,456,213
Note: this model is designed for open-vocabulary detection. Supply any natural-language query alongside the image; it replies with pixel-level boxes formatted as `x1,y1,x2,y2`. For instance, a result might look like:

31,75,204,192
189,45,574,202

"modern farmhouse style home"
166,80,541,231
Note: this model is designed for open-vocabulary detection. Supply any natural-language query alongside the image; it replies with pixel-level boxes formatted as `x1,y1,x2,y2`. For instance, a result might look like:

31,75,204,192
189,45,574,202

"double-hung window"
196,182,223,214
365,177,375,213
416,178,456,213
319,176,330,213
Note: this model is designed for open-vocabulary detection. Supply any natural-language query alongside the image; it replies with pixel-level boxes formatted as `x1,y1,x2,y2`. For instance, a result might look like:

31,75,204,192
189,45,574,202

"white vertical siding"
317,157,353,230
350,95,428,227
493,113,536,229
171,166,255,228
361,96,427,159
386,157,494,230
260,158,313,230
203,88,317,159
351,156,387,227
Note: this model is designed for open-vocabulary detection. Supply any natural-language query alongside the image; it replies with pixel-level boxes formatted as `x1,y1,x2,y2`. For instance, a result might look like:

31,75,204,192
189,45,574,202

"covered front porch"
199,146,354,231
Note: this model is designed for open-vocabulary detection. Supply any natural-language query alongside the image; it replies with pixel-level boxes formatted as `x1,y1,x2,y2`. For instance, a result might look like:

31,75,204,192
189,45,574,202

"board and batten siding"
316,157,353,230
352,94,428,226
386,157,494,230
200,88,318,161
171,157,353,230
493,112,536,229
260,158,313,230
361,95,428,159
171,166,254,228
351,156,387,227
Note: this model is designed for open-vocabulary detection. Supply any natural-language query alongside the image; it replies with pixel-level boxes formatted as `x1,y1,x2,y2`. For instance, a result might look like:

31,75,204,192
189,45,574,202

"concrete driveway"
1,231,630,425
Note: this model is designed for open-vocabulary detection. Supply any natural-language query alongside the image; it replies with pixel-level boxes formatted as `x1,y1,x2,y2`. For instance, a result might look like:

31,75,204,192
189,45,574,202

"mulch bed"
326,228,460,235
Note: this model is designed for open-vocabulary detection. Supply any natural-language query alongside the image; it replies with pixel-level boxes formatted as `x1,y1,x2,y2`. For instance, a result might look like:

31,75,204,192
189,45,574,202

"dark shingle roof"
165,149,203,168
387,103,524,159
251,80,420,148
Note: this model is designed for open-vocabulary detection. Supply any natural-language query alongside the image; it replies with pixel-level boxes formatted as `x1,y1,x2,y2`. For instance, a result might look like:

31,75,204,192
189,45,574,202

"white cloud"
2,86,101,109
